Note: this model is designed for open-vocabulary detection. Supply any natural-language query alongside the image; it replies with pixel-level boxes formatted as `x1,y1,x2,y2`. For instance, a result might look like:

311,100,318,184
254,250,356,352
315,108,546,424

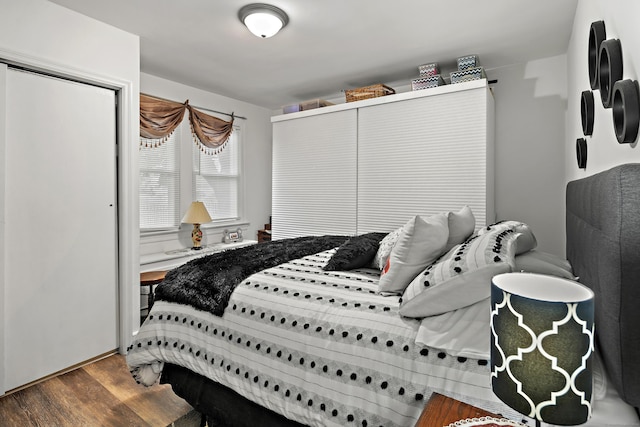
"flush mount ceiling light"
238,3,289,38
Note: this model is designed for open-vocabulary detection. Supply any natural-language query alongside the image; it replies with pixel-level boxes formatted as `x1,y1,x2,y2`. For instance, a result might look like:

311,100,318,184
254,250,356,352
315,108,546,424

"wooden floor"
0,354,193,427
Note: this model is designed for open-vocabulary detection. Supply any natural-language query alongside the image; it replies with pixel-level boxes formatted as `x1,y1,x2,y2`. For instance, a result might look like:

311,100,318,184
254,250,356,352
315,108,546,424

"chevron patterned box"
450,66,486,84
418,63,440,77
456,55,479,70
411,75,446,90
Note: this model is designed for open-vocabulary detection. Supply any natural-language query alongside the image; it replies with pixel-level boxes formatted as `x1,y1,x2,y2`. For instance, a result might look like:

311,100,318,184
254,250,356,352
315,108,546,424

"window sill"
140,220,251,264
140,240,257,271
140,220,249,241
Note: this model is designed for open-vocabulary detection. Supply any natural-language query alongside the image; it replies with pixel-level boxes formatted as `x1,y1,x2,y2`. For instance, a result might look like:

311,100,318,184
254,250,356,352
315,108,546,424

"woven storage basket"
345,84,395,103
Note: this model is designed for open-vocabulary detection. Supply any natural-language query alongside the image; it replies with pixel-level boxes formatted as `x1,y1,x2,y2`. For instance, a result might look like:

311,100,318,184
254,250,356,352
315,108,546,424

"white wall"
140,73,273,256
566,0,640,182
0,0,140,354
0,0,138,81
471,0,640,256
489,56,568,256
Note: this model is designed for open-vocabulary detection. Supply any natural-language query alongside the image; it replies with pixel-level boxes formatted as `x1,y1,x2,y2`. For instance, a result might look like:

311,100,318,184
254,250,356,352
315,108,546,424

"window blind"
193,126,240,221
272,110,358,239
357,88,493,233
271,83,494,240
139,131,181,230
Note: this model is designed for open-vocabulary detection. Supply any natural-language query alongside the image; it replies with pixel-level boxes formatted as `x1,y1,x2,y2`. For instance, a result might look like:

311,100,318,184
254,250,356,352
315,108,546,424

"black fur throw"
154,235,348,316
323,232,387,271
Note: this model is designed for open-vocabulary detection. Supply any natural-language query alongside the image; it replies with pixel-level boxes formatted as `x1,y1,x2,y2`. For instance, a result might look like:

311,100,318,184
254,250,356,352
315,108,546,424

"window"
139,132,180,230
139,111,241,232
193,126,240,222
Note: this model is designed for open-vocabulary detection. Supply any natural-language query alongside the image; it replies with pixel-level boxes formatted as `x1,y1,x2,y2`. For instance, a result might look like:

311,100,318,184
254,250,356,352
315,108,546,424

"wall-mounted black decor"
599,39,623,108
576,138,588,169
581,90,595,135
589,21,606,90
612,79,640,144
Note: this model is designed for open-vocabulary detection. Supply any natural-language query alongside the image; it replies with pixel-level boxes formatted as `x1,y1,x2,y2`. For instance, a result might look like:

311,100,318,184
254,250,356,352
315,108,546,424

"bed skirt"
161,363,306,427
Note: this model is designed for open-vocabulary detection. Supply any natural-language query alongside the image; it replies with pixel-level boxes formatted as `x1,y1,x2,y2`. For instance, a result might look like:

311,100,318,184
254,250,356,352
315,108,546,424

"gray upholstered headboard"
566,163,640,408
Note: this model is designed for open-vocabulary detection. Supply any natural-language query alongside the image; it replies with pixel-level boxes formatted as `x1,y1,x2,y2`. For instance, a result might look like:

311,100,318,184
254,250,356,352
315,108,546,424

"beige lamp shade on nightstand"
182,201,212,250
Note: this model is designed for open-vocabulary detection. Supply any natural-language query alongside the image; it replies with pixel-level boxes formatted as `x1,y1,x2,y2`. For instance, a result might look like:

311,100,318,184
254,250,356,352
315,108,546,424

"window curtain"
187,105,234,155
140,94,187,147
140,94,234,154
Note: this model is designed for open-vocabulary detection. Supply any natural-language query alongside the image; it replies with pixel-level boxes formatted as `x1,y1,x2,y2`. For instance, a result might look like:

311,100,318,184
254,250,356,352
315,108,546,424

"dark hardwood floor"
0,354,193,426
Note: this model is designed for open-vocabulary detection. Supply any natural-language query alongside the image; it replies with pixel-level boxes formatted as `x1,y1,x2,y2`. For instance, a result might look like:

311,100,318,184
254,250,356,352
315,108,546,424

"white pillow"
445,205,476,251
378,214,449,295
371,227,402,270
593,350,608,401
372,207,475,270
415,298,491,359
514,250,576,280
478,220,537,254
400,228,519,318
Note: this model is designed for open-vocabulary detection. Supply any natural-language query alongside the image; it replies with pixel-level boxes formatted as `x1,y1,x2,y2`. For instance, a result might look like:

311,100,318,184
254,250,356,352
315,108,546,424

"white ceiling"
49,0,578,110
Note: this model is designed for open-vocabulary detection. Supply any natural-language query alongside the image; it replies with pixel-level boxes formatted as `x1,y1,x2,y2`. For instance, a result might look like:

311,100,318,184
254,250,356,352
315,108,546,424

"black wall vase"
599,39,623,108
581,91,594,136
588,21,606,90
576,138,588,169
612,79,640,144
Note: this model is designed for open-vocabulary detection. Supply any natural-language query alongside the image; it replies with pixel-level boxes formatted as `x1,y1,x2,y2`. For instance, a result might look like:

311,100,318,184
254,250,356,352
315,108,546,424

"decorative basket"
345,84,395,103
300,98,333,111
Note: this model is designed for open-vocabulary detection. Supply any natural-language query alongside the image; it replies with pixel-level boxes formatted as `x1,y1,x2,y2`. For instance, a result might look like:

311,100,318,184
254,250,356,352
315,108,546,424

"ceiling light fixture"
238,3,289,38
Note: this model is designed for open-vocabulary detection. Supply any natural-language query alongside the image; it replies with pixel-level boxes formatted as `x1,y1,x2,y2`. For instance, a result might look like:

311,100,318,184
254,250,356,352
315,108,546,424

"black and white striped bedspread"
127,249,514,427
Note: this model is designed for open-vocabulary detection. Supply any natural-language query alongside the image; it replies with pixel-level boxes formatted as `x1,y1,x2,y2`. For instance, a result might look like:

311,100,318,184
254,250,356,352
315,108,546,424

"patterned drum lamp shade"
490,273,595,426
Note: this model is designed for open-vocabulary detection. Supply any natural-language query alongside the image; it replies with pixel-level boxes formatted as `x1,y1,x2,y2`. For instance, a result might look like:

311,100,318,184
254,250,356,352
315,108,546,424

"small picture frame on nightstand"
223,228,243,243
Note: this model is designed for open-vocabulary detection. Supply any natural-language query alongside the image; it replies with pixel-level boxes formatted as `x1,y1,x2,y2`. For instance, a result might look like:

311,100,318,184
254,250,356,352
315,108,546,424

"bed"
127,164,640,427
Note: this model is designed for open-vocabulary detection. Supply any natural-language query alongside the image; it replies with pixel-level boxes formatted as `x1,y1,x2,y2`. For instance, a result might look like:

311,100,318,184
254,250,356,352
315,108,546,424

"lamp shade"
239,3,289,38
181,201,212,224
490,273,594,426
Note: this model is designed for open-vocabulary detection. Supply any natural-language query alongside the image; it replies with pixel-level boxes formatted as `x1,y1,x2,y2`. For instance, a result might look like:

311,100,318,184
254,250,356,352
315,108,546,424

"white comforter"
126,249,638,426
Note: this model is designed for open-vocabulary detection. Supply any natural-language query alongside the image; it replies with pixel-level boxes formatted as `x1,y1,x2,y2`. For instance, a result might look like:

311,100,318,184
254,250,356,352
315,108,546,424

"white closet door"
4,69,117,391
272,110,357,239
357,87,493,233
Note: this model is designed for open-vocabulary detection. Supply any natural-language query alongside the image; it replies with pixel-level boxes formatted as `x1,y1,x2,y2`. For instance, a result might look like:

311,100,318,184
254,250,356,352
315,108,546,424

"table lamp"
490,272,594,427
181,201,212,250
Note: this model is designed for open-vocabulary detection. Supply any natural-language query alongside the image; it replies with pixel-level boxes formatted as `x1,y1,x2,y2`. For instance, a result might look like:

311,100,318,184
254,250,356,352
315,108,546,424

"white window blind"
139,131,181,230
357,88,493,233
271,83,494,240
193,126,240,221
272,110,358,239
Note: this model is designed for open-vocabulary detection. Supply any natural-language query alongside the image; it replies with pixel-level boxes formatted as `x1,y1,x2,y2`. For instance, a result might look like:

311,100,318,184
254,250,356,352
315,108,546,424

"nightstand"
257,228,271,243
140,270,167,322
415,393,499,427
